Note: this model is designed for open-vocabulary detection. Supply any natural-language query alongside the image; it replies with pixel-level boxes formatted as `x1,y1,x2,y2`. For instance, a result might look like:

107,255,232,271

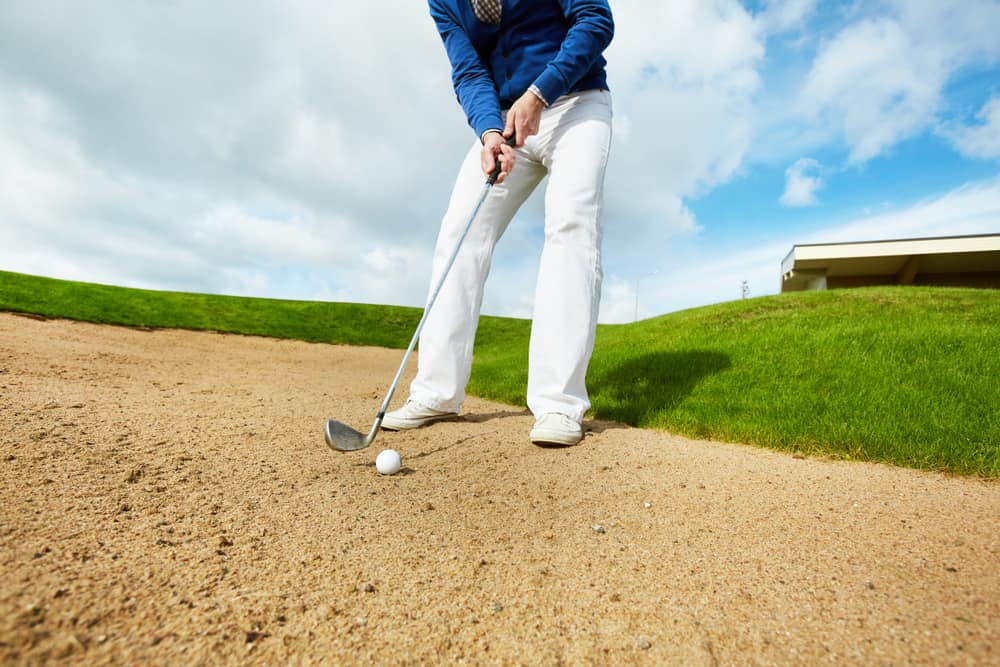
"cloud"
801,175,1000,243
598,275,641,324
780,157,823,206
792,0,1000,164
0,1,463,305
0,1,771,317
799,18,940,163
603,1,763,226
942,96,1000,160
590,0,765,295
754,0,819,35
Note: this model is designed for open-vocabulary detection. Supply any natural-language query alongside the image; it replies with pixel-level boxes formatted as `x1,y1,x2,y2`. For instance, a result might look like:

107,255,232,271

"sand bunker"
1,313,996,664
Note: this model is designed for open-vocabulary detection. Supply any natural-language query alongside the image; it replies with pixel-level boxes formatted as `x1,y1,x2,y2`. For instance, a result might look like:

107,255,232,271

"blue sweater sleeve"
428,0,613,138
429,1,504,139
532,0,614,106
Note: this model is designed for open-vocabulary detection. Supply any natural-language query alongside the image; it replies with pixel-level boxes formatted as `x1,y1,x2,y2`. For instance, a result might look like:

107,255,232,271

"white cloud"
0,1,461,303
598,275,641,324
801,176,1000,243
0,1,770,316
604,1,763,232
780,157,823,206
799,18,940,163
0,82,436,303
754,0,819,34
942,96,1000,160
791,0,1000,164
886,0,1000,62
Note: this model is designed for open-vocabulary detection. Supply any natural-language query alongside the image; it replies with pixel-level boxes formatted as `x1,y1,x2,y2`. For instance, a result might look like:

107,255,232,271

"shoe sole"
529,429,583,446
381,413,458,431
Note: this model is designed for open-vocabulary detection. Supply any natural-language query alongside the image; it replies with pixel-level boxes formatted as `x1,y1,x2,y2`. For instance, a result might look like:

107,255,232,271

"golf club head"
325,419,372,452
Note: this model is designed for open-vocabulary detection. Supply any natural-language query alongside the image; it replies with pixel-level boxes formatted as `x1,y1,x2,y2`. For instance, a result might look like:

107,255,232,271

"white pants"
410,89,613,423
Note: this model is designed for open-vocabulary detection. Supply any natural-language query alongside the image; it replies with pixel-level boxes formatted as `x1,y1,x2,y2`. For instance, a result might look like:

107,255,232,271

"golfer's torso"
458,0,609,108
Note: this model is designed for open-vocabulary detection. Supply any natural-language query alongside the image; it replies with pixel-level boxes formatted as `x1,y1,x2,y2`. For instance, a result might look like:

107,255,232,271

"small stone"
636,636,652,650
245,630,267,644
864,580,875,590
643,501,652,508
592,524,606,534
219,536,234,548
356,616,367,626
492,602,504,613
609,592,621,602
358,582,375,593
421,502,434,512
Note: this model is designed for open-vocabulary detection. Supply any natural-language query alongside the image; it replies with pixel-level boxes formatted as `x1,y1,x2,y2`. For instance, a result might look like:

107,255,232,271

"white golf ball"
375,449,402,475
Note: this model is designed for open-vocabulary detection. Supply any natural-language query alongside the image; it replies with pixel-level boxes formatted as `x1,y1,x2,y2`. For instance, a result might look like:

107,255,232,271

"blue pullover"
428,0,614,140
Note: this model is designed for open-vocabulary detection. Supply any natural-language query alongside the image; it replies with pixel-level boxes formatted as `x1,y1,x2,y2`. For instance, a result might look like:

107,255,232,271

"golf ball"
375,449,401,475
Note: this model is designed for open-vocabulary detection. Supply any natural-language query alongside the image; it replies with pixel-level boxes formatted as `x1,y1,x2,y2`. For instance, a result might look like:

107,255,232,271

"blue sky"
1,1,998,322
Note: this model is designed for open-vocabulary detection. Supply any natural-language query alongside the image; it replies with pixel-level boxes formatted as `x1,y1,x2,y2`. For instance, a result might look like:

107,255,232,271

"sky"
1,0,998,323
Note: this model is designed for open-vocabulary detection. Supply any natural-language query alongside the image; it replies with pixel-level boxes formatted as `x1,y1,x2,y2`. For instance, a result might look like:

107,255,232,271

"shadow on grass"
589,349,731,426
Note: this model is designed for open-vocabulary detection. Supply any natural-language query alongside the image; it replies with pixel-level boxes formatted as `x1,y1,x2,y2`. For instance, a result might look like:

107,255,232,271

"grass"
472,288,1000,477
2,269,997,477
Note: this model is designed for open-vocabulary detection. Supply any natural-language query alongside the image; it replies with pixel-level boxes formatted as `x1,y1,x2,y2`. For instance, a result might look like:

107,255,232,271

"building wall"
913,272,1000,288
825,275,896,289
825,272,1000,289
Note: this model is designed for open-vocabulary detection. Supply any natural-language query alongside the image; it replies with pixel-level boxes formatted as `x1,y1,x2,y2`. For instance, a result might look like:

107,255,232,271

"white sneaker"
381,399,457,431
530,413,583,446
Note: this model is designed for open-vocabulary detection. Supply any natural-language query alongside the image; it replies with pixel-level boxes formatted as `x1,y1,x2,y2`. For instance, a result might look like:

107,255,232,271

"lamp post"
634,269,659,322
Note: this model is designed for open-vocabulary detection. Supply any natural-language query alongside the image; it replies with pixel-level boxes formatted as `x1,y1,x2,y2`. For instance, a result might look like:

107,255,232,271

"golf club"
325,137,515,452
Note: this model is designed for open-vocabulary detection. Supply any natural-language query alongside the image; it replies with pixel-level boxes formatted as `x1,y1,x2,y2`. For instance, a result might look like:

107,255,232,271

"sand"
1,312,997,665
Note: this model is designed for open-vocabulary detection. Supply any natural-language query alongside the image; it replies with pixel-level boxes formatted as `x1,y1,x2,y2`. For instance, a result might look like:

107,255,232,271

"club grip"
487,135,518,185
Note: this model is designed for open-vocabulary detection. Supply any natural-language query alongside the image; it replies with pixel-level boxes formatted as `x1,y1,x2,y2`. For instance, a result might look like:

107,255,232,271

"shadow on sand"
459,408,532,424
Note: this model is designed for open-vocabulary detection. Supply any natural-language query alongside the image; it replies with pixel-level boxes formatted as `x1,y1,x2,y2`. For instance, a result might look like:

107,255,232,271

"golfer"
383,0,614,445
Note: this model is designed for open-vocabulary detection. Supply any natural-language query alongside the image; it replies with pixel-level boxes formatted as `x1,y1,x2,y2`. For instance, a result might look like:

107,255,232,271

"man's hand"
481,89,545,183
504,90,544,148
481,131,517,184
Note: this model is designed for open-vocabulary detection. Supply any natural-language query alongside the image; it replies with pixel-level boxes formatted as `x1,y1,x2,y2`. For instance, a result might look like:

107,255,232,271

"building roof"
781,233,1000,291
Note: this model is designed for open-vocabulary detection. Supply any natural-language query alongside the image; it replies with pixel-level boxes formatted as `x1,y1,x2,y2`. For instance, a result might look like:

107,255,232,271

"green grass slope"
0,270,423,348
2,270,997,476
469,287,999,477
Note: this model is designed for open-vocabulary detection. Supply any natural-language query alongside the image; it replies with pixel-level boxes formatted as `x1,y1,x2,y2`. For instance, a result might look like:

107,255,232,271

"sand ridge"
0,312,997,665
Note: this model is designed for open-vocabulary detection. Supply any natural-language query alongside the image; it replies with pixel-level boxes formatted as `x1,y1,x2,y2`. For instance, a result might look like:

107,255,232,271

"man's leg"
407,140,545,414
528,91,613,428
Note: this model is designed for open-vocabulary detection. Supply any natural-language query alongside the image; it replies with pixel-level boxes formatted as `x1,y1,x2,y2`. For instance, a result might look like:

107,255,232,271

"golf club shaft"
362,145,511,443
